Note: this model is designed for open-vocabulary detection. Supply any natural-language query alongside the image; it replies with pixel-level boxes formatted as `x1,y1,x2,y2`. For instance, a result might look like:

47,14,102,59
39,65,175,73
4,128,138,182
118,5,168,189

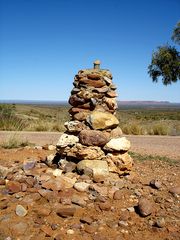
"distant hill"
118,101,180,109
0,99,180,109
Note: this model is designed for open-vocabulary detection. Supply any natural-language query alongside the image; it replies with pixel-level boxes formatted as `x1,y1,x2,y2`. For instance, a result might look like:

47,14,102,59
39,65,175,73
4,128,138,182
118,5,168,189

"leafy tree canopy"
148,21,180,85
172,21,180,45
148,45,180,85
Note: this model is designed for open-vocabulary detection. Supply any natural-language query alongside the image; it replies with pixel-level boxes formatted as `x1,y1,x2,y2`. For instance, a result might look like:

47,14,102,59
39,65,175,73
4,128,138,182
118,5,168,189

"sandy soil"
0,131,180,160
0,147,179,240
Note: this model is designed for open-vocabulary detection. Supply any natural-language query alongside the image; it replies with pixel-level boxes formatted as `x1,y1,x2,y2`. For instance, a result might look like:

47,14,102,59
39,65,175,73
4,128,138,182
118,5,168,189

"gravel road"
0,131,180,160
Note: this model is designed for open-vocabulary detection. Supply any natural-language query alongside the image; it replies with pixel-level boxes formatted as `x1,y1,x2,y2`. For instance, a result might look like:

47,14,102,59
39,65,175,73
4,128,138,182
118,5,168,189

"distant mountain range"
0,100,180,108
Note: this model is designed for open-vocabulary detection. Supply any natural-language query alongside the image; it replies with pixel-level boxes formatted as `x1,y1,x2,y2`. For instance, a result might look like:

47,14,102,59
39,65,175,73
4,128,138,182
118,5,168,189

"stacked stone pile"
54,60,133,181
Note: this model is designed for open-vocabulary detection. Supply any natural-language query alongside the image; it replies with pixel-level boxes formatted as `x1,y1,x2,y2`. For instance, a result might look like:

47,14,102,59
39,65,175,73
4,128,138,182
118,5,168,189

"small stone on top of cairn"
54,61,133,181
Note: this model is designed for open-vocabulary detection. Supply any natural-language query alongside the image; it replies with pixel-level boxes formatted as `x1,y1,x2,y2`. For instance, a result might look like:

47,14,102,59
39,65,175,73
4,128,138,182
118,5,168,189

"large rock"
56,133,79,148
69,94,86,106
73,111,90,121
138,198,153,217
64,121,87,132
86,111,119,130
79,129,108,146
78,79,106,88
77,160,109,181
105,152,133,174
66,143,105,160
104,137,130,152
42,176,76,191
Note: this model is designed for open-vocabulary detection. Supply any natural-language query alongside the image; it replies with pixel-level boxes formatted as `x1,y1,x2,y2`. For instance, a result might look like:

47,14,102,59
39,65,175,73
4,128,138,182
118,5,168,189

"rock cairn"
54,60,133,181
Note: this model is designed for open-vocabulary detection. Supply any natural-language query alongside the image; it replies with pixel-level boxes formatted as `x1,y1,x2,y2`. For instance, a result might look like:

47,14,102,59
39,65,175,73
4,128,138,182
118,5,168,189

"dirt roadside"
0,131,180,160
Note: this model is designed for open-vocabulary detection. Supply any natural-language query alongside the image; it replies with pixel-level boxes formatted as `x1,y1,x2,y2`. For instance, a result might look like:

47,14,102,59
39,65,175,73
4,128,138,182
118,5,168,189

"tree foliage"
172,21,180,45
148,45,180,85
148,21,180,85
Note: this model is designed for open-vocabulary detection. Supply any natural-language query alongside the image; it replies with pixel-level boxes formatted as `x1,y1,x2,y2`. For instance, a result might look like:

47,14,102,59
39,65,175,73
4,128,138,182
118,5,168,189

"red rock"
0,179,5,185
79,79,106,88
138,198,152,217
69,107,89,114
113,190,122,200
79,129,108,147
99,201,111,211
73,111,90,121
80,216,93,225
34,206,51,216
106,91,118,98
56,207,76,218
84,224,97,233
87,73,101,80
6,181,21,193
69,94,86,106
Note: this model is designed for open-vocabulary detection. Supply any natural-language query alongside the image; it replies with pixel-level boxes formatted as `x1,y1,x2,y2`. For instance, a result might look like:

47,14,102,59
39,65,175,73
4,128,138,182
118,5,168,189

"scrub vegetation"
0,103,179,136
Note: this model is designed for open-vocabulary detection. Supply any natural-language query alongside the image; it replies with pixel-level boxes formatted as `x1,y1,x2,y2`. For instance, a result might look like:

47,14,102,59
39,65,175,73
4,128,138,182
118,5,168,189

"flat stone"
90,184,108,197
15,205,28,217
80,216,93,225
84,224,97,234
22,193,41,204
23,159,36,171
103,76,112,84
79,129,108,147
87,111,119,130
11,222,28,235
104,137,131,152
56,207,76,218
138,198,152,217
56,133,79,148
66,143,105,160
77,160,109,181
169,186,180,195
78,79,106,88
0,165,10,179
106,91,118,98
74,182,90,192
93,86,109,93
87,73,101,80
71,194,87,207
34,205,51,216
42,176,76,191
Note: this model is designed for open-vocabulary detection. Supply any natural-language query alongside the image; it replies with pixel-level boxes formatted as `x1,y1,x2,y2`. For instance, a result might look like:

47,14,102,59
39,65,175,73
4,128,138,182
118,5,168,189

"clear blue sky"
0,0,180,102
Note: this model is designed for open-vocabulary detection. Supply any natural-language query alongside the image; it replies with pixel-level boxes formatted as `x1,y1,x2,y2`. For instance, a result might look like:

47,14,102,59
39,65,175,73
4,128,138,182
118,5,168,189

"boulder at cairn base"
86,110,119,130
105,152,133,175
77,160,109,181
